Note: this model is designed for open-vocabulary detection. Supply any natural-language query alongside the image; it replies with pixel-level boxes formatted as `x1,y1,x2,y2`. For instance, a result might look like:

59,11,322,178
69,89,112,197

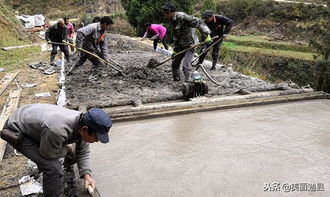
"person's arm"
69,24,75,38
217,15,234,35
75,25,95,48
141,30,148,40
45,26,52,42
62,27,67,42
75,139,91,177
100,35,109,61
39,128,68,160
75,139,96,189
183,13,211,37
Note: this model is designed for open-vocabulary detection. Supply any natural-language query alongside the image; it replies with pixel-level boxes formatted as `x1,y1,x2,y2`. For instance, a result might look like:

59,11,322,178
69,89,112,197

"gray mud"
65,34,280,108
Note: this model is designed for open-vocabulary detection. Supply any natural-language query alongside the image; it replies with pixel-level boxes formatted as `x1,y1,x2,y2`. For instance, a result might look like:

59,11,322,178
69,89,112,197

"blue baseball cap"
83,108,112,143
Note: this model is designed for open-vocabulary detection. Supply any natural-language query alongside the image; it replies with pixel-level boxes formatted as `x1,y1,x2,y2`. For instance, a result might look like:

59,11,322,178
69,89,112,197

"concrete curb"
102,90,328,122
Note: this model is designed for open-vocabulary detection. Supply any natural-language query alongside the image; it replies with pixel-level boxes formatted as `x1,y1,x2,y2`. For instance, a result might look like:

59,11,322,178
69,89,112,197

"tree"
126,0,196,36
309,0,330,92
202,0,216,12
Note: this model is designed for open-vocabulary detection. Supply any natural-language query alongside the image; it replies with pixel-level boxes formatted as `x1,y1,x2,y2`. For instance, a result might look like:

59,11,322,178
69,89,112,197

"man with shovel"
46,19,71,64
195,10,233,70
163,3,211,82
67,16,113,82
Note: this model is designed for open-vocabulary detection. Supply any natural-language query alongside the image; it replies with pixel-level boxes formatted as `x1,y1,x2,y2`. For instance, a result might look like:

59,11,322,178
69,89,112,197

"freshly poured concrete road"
90,99,330,196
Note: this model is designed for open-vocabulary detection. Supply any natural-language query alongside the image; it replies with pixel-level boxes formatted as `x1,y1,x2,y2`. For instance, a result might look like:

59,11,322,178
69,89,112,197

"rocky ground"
65,34,279,109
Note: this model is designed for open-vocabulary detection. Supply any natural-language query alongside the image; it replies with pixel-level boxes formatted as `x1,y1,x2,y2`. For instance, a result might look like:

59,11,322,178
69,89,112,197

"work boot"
172,69,181,81
211,60,217,70
50,56,55,64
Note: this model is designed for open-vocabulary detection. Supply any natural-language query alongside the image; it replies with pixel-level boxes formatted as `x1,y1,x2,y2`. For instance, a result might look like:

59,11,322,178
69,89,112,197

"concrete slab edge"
0,71,20,96
103,90,328,122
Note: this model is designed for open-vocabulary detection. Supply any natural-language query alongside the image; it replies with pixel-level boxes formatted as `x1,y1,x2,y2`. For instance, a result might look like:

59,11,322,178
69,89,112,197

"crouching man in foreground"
0,103,112,197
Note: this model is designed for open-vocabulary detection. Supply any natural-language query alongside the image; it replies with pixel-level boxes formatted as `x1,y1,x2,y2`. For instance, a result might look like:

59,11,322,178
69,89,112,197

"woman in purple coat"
141,22,169,50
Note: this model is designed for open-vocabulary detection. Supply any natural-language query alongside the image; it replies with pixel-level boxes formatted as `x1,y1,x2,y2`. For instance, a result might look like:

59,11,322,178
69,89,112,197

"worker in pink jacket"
64,17,75,52
141,23,169,50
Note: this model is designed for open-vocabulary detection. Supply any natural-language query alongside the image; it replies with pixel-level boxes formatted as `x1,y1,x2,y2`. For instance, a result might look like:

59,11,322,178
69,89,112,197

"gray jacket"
76,23,109,60
170,12,211,51
5,104,91,177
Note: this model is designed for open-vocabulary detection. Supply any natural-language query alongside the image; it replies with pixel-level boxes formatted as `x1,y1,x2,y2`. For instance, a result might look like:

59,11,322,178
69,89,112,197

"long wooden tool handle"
87,185,94,197
63,41,123,74
48,41,68,46
158,36,219,66
194,37,224,68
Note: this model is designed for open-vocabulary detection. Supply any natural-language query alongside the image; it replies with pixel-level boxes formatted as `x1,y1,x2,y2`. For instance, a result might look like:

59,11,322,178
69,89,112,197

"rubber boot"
172,69,181,81
211,60,217,70
50,54,55,64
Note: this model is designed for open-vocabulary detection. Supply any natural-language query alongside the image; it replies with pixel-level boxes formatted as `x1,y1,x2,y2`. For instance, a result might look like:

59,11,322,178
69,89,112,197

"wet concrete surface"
89,99,330,196
65,34,281,108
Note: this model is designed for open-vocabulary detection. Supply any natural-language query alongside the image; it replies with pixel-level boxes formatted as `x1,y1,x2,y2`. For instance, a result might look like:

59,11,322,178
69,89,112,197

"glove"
205,35,212,43
171,50,177,57
223,34,228,38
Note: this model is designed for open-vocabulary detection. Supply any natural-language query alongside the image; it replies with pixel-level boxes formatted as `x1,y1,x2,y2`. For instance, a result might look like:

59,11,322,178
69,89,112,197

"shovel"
194,37,224,70
63,41,124,76
152,36,219,67
88,185,101,197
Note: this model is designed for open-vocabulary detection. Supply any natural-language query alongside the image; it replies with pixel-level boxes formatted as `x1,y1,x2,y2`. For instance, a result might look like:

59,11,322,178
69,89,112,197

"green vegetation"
226,35,316,53
0,47,40,71
222,41,318,61
125,0,196,35
0,0,29,47
308,0,330,92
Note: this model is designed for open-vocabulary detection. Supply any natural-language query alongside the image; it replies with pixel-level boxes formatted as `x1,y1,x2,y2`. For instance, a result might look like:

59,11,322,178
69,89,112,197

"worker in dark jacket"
196,10,233,70
0,104,112,197
45,19,70,63
67,16,113,82
163,3,211,82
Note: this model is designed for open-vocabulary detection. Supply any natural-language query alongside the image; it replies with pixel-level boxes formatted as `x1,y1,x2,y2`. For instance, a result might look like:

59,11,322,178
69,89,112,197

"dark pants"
51,44,70,62
153,35,169,50
74,52,105,76
198,38,223,67
172,48,195,82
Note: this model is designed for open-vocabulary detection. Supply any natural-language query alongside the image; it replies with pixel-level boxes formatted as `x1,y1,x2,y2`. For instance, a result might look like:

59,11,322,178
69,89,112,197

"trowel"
88,185,101,197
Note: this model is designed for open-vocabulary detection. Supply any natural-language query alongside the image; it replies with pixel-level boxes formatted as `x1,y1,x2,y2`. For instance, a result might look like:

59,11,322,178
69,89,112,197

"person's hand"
204,35,212,43
84,174,96,190
66,144,74,154
171,50,177,58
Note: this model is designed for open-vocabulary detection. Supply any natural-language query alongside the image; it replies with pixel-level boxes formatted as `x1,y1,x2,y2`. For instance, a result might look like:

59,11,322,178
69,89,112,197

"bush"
126,0,196,36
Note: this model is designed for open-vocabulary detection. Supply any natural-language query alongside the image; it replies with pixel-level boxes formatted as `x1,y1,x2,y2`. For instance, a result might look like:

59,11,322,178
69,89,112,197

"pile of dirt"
65,34,280,109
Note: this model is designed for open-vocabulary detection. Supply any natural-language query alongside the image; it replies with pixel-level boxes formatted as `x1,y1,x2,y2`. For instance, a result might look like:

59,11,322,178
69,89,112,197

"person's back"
77,23,108,55
46,23,66,43
149,24,166,40
6,103,80,143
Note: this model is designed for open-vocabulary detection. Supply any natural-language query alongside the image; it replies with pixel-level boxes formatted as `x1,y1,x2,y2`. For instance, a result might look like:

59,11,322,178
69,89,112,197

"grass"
0,47,41,71
226,35,316,53
222,40,319,61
